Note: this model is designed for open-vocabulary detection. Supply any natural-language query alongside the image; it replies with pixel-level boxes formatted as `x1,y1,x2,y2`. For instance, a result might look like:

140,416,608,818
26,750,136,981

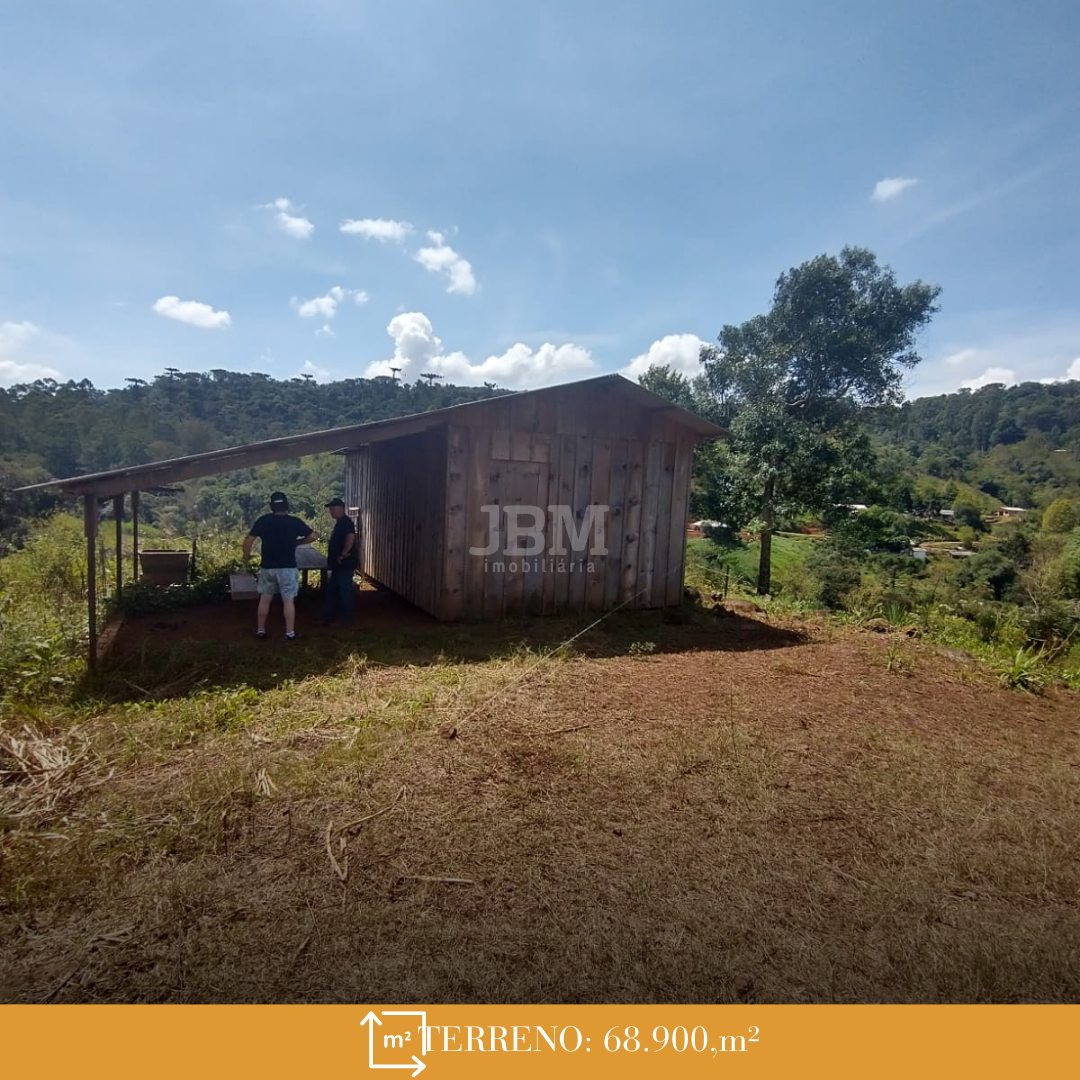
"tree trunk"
757,478,775,596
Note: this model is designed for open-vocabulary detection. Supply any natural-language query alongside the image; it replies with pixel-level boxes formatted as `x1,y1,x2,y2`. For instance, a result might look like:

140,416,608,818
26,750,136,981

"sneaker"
285,631,299,641
256,629,268,639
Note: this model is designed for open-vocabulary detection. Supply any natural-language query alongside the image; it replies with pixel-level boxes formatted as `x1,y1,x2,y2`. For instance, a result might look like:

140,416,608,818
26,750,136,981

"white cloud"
340,218,413,242
277,210,314,239
265,197,314,239
916,320,1080,397
621,333,706,380
367,312,443,378
436,342,594,385
294,291,339,320
871,176,919,202
291,285,365,319
300,360,330,381
0,321,63,385
1039,357,1080,384
364,312,594,388
152,296,232,329
0,358,62,385
0,320,40,353
961,366,1017,390
315,324,335,338
414,231,477,295
943,348,977,367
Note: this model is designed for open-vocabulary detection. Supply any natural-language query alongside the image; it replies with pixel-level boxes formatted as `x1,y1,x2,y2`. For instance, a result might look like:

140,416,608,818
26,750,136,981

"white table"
296,545,328,589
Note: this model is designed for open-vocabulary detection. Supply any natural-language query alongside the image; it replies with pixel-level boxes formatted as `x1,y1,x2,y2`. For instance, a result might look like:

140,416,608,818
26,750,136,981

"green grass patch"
685,533,822,594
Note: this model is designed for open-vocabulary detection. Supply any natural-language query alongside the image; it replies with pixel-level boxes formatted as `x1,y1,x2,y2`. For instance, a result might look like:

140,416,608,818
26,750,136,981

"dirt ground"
2,610,1079,1003
102,580,436,661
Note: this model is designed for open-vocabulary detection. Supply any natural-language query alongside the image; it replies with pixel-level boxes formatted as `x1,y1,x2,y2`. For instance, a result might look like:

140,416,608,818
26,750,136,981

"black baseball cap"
325,497,346,508
270,491,289,510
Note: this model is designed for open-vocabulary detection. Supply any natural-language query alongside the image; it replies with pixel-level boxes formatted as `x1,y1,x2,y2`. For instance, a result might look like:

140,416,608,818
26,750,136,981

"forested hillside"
1,370,499,481
0,371,500,541
868,380,1080,511
3,372,1079,542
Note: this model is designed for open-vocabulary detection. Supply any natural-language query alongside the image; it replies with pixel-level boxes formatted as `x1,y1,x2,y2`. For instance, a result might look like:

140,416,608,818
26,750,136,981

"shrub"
996,648,1048,693
804,546,861,610
107,572,234,618
0,515,89,700
881,601,909,627
771,560,822,603
1061,529,1080,599
956,525,979,549
996,523,1035,567
955,549,1019,601
840,580,886,618
830,505,917,557
1021,601,1079,652
0,514,247,703
1042,498,1078,535
952,499,986,532
964,603,1027,649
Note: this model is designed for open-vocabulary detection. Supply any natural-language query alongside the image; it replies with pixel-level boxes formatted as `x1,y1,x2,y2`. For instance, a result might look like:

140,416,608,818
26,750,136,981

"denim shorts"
256,567,300,599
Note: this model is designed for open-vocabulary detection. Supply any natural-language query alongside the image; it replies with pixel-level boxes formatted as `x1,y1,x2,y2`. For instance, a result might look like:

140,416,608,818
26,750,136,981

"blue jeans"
323,567,355,623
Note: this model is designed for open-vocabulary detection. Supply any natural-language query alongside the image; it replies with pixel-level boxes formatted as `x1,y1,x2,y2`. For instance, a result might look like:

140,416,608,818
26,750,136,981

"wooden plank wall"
344,382,699,620
344,426,447,617
437,380,697,619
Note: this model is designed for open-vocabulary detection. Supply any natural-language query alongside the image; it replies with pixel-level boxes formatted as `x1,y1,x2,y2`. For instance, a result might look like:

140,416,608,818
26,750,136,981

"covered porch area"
15,408,454,671
99,579,436,667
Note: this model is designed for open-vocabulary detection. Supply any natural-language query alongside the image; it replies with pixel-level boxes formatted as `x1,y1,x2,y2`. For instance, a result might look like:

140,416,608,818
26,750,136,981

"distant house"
938,508,956,521
687,519,725,538
949,547,974,559
993,506,1030,521
845,503,869,514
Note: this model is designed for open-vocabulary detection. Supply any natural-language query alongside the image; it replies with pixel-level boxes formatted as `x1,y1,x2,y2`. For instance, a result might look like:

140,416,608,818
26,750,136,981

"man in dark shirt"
322,497,358,625
242,491,318,640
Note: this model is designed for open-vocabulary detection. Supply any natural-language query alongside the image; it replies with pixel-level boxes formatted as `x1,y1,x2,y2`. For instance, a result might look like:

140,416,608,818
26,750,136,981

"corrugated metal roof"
15,373,725,498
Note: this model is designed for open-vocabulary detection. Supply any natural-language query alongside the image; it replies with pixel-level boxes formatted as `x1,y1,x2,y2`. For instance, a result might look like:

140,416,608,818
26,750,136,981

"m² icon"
361,1010,428,1077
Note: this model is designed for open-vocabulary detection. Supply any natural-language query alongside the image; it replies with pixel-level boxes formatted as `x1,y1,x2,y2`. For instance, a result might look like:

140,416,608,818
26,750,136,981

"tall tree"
636,365,698,410
700,246,940,594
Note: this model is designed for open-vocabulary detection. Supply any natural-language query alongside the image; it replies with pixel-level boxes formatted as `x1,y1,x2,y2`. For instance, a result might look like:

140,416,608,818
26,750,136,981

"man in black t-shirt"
242,492,318,640
322,497,357,625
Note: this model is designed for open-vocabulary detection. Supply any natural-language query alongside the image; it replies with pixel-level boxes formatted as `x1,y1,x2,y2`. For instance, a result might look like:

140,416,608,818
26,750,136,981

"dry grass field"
2,604,1079,1003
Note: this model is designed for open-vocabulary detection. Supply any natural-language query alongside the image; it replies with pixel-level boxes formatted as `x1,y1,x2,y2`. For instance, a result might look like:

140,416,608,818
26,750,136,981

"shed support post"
84,495,98,673
113,494,124,600
131,490,140,582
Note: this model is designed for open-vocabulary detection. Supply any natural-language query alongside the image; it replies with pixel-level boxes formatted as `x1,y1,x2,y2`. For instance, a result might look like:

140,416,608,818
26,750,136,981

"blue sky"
1,0,1077,397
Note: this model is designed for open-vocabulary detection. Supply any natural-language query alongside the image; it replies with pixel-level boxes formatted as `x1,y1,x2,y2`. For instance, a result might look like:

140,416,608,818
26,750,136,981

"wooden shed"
341,374,723,619
16,373,722,667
